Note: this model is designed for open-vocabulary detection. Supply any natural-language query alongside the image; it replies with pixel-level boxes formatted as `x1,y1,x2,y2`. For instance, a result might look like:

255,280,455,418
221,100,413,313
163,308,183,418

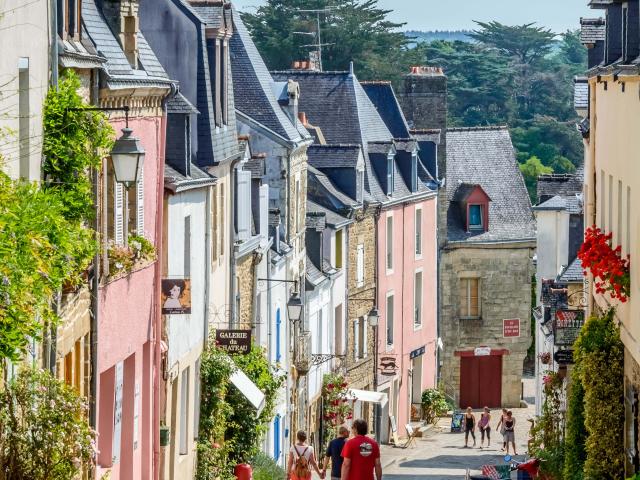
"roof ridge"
270,70,350,76
360,80,392,85
448,125,509,132
308,143,361,148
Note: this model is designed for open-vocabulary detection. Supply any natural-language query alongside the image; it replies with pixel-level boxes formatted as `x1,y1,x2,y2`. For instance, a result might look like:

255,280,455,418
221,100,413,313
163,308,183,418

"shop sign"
161,278,192,314
554,349,574,365
379,356,397,376
215,329,252,354
474,346,491,356
554,310,585,346
410,346,425,359
503,318,521,337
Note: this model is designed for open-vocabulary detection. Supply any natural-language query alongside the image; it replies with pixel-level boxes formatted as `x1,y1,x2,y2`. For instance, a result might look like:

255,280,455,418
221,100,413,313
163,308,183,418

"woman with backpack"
287,430,323,480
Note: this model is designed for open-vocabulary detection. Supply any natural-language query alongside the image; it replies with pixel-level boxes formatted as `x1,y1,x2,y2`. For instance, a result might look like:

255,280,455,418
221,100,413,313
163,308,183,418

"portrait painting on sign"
161,279,192,314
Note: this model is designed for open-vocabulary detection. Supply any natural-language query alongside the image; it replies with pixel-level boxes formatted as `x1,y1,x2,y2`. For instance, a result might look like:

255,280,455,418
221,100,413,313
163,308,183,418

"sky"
231,0,594,33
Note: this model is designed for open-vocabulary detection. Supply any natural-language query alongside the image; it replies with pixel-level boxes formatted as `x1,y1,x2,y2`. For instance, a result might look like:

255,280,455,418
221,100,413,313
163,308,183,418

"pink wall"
377,196,438,437
96,116,164,480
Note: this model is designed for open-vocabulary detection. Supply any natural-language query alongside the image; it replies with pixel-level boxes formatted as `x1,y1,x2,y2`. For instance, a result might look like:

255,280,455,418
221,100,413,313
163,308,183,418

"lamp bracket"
310,354,346,367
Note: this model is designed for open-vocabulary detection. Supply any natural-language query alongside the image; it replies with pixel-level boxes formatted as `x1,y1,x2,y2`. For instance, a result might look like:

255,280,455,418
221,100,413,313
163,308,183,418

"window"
353,319,359,361
357,317,367,359
106,163,125,245
335,229,343,269
358,170,364,202
600,170,605,229
386,157,394,195
460,278,480,319
415,208,422,257
609,174,613,233
214,39,222,127
468,204,483,230
623,5,629,61
386,216,393,271
411,154,418,192
356,244,364,287
386,293,394,345
221,40,228,125
57,0,81,39
275,308,282,362
295,179,301,234
273,415,281,461
618,180,623,246
414,271,423,327
179,367,190,455
184,215,191,277
18,57,29,180
193,359,201,439
211,184,218,263
335,304,344,355
126,166,145,237
627,186,631,256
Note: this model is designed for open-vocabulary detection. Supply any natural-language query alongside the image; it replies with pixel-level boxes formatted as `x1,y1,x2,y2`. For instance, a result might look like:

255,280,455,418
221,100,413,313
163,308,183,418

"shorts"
504,430,515,443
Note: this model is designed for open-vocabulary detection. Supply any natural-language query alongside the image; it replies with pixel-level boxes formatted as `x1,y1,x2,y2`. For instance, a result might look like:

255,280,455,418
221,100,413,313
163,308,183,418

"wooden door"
459,355,503,408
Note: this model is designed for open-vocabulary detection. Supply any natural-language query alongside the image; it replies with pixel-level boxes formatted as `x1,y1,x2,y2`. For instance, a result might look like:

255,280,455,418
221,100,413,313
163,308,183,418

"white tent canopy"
230,369,266,416
346,389,388,408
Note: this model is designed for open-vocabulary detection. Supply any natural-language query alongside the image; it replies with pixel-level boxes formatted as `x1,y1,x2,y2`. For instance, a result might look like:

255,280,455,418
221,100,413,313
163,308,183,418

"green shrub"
563,376,586,480
252,452,286,480
421,388,449,424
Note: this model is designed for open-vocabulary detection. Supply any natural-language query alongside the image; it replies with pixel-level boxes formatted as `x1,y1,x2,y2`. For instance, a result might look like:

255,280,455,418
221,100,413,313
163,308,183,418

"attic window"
468,205,483,230
386,157,394,195
411,153,418,192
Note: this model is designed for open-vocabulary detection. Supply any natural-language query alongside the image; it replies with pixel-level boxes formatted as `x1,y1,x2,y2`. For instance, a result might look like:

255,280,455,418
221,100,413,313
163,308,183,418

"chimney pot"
298,111,307,125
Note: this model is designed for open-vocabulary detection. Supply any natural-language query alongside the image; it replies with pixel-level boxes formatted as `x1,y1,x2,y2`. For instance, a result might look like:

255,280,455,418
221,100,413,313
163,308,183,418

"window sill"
459,316,482,321
413,323,422,331
386,268,394,276
415,253,423,260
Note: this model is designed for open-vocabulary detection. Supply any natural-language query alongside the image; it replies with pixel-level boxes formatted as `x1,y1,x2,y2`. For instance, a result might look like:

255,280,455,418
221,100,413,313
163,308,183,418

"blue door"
274,415,281,461
276,308,282,362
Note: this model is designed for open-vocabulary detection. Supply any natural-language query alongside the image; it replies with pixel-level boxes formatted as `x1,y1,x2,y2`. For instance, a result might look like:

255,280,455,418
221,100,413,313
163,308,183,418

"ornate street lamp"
367,307,380,326
287,291,303,324
111,128,145,188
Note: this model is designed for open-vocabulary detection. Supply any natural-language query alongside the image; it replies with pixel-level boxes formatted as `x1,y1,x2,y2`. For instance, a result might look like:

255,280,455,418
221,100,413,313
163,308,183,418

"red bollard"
235,463,253,480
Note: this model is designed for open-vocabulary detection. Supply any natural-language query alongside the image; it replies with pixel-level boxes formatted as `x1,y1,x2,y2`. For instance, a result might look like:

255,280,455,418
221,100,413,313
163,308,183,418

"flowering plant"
538,352,552,364
322,374,352,444
542,370,563,393
578,226,630,302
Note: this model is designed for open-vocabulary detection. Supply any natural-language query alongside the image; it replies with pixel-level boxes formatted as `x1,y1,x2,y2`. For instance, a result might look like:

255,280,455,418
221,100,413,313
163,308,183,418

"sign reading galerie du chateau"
215,330,252,354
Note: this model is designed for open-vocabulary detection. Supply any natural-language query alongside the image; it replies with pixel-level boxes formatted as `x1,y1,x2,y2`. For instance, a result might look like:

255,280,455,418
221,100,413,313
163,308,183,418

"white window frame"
179,367,190,455
386,155,394,196
386,291,394,349
356,244,364,287
414,269,423,330
468,204,483,230
386,214,393,273
415,206,423,258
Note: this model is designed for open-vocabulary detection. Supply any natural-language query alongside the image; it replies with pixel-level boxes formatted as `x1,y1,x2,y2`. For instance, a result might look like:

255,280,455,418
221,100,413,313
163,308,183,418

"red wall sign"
503,319,521,338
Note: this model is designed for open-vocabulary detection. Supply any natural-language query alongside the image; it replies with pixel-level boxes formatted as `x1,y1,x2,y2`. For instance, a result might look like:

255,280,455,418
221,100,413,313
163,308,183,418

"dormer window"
468,204,483,230
357,169,364,203
386,156,394,196
57,0,81,40
411,153,418,192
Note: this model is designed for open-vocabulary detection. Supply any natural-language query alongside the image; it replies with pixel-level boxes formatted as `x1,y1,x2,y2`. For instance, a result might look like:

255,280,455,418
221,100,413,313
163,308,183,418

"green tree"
241,0,416,83
469,21,556,65
519,156,552,202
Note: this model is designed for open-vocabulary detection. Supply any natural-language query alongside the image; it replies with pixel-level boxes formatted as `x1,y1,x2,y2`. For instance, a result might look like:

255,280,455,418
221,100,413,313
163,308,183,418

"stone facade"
440,245,534,407
236,253,256,329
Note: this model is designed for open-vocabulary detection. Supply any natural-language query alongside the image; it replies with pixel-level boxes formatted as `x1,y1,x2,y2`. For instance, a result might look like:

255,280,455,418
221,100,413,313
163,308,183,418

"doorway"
459,355,503,408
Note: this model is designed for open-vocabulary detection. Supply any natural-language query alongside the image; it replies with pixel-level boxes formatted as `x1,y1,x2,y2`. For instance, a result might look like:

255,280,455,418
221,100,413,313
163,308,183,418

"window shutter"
353,319,359,362
136,164,144,235
356,244,364,286
237,169,251,241
115,183,124,244
362,317,368,357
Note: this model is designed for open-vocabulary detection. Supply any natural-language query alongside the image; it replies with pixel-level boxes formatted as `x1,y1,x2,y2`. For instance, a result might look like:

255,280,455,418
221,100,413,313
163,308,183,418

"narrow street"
380,379,535,479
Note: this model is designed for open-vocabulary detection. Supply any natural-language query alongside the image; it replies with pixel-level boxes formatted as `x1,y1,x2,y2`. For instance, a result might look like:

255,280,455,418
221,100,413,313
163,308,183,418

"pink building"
78,1,174,478
361,82,440,442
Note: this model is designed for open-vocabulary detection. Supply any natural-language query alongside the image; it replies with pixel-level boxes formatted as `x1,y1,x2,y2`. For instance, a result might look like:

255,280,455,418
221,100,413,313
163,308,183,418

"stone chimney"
102,0,140,69
284,79,300,125
397,66,447,178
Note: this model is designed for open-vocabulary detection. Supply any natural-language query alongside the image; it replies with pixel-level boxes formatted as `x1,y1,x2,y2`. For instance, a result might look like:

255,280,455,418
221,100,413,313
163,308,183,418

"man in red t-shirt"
341,419,382,480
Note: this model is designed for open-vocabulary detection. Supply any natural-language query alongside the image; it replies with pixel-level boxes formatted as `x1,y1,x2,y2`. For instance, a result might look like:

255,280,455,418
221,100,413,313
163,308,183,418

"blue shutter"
276,308,281,362
274,415,281,461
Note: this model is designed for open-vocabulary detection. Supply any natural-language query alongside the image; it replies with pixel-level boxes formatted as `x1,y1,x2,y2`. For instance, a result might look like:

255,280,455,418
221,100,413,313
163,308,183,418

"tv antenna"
295,7,336,71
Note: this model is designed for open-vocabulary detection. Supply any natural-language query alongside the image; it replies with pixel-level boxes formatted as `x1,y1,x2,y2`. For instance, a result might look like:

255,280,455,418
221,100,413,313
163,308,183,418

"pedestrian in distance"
478,406,491,448
495,407,508,451
341,419,382,480
322,426,349,480
463,406,476,448
504,410,517,456
287,430,322,480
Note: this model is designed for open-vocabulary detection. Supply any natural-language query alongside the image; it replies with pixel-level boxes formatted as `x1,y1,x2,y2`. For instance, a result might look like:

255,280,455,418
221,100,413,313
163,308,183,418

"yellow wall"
588,76,640,361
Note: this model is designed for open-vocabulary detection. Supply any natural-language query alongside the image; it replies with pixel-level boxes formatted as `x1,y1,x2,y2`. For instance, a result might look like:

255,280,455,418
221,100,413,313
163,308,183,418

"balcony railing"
294,330,312,376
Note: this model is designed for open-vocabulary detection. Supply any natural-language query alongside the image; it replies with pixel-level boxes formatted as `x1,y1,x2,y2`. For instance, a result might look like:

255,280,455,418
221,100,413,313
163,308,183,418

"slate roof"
306,200,352,228
581,18,606,45
165,164,217,193
307,145,362,169
306,255,328,287
167,92,200,114
537,166,584,203
574,77,589,110
361,81,412,139
58,32,106,69
558,257,584,283
307,165,359,209
452,183,490,202
230,10,308,143
244,157,265,179
190,5,223,28
446,127,535,243
82,0,172,87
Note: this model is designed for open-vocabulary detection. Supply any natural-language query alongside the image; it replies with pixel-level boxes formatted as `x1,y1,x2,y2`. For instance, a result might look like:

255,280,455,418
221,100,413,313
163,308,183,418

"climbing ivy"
42,70,113,222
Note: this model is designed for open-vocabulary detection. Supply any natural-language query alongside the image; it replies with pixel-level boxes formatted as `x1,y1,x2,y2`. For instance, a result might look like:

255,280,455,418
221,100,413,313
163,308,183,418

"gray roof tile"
580,17,606,44
306,200,352,228
537,166,584,203
574,77,589,110
558,257,584,283
167,92,200,114
361,81,412,139
307,144,362,169
446,127,535,243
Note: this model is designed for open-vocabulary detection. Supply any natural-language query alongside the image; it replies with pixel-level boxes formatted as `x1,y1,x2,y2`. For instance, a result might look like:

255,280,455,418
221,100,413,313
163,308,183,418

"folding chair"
402,424,419,449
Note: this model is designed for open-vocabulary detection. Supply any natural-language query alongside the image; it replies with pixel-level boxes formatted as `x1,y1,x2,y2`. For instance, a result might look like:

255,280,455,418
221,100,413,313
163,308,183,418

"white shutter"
356,244,364,286
237,169,252,241
259,184,269,238
115,183,124,244
136,163,144,235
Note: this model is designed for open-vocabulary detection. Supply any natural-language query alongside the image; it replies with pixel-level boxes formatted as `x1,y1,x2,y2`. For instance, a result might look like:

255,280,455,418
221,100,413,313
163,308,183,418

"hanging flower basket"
538,352,552,365
578,226,630,302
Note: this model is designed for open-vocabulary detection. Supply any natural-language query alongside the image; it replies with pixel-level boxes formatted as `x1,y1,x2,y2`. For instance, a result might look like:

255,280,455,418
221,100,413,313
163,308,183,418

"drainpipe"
50,0,58,88
228,156,243,327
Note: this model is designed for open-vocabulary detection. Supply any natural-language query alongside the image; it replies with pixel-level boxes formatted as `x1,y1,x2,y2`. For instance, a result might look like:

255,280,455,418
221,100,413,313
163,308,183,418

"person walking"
287,430,322,480
341,419,382,480
495,408,508,451
478,407,491,448
504,411,517,455
321,426,349,480
463,407,476,448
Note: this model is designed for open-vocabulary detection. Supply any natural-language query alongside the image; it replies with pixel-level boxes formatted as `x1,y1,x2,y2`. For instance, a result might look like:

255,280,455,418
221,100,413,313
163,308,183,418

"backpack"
293,446,311,478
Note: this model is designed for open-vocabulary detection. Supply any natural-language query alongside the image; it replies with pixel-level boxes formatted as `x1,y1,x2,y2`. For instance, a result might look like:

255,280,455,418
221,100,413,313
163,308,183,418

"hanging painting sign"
161,279,192,314
215,329,252,354
379,356,398,376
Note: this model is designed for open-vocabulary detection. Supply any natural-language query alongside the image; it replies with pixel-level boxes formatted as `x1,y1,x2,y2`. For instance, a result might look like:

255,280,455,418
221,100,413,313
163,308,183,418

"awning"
230,369,266,416
346,389,388,408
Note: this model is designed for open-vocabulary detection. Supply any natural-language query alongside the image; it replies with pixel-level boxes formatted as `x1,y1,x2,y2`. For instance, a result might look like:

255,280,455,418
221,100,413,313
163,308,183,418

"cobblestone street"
380,379,535,479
